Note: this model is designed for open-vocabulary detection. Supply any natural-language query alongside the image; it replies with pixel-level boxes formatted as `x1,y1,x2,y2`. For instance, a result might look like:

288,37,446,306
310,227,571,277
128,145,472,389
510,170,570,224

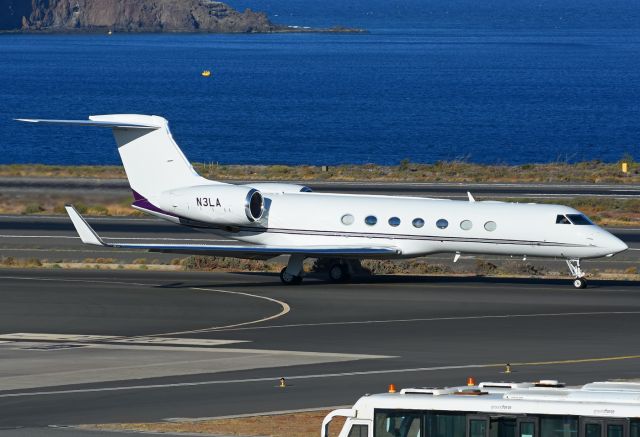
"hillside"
1,0,278,33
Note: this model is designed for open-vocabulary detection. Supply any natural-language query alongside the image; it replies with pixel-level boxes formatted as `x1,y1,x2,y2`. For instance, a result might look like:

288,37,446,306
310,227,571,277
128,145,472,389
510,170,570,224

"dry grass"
1,256,638,282
0,164,125,178
1,159,638,183
83,409,344,437
181,255,285,272
0,193,143,216
195,160,640,184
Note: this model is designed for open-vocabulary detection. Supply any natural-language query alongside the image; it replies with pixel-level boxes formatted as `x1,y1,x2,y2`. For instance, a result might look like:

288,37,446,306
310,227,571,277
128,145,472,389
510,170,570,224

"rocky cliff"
2,0,278,33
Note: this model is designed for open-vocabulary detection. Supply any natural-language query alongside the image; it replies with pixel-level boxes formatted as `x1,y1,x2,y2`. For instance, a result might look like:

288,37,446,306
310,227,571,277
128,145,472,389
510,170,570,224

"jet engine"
158,185,264,226
244,183,312,194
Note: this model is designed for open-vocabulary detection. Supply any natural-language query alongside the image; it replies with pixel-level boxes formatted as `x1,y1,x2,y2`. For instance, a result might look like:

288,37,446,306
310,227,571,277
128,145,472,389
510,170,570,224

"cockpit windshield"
566,214,594,225
556,214,594,225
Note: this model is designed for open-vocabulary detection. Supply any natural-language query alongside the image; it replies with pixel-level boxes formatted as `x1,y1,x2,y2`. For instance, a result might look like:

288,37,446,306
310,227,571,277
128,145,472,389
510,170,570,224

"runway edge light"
388,384,396,393
467,377,476,386
279,377,286,388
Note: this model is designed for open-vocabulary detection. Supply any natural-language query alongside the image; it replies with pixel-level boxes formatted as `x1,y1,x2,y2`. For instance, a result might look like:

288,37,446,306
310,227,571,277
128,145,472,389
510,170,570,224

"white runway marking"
0,234,79,239
3,354,640,399
156,287,291,335
0,215,160,222
0,276,291,337
216,311,640,332
0,234,231,242
0,333,247,347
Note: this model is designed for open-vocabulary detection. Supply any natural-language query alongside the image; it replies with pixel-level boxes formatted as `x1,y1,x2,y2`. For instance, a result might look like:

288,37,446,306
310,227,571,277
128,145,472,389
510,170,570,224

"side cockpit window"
566,213,594,225
556,214,594,225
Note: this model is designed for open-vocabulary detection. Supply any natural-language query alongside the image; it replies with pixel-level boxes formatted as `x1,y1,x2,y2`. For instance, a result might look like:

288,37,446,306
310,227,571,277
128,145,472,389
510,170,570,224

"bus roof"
351,381,640,419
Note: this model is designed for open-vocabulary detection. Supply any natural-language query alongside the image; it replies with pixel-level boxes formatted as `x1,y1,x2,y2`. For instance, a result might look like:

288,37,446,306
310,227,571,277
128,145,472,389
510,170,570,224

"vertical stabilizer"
88,114,210,199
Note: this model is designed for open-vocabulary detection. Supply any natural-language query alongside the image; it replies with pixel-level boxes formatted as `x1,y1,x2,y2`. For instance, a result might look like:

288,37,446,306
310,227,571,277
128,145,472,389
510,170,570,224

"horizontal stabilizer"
65,205,401,258
16,118,161,129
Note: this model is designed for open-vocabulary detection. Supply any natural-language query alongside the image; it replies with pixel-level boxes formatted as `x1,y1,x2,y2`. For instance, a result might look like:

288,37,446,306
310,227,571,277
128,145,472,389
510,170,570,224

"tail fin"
17,114,210,199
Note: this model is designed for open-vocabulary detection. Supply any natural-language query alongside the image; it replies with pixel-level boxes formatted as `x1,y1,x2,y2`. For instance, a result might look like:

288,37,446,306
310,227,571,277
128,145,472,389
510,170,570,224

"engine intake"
158,184,264,226
245,189,264,222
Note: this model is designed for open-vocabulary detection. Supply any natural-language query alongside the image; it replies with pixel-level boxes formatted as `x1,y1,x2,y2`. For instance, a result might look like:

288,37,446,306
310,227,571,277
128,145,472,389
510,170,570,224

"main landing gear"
279,256,356,285
280,254,305,285
566,259,587,289
328,262,351,283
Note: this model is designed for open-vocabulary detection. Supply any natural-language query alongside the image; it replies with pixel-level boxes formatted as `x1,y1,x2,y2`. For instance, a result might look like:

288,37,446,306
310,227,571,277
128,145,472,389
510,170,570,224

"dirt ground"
83,409,347,437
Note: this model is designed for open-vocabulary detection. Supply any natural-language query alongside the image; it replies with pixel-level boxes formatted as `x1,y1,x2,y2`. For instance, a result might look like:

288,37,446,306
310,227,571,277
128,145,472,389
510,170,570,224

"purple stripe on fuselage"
131,189,179,218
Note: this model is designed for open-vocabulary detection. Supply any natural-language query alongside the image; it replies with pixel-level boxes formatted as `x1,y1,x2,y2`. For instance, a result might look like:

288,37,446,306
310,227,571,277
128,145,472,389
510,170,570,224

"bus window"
490,418,516,437
520,422,535,437
630,420,640,437
469,419,488,437
585,423,601,437
540,416,578,437
425,412,466,437
349,425,369,437
606,424,623,437
374,411,421,437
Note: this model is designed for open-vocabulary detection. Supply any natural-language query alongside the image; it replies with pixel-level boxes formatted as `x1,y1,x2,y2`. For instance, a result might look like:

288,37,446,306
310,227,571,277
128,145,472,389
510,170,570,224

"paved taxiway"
1,269,639,431
1,178,639,199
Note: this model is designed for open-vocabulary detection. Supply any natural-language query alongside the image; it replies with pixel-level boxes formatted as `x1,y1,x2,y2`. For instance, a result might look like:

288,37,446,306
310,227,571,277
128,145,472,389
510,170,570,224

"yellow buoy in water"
201,70,211,77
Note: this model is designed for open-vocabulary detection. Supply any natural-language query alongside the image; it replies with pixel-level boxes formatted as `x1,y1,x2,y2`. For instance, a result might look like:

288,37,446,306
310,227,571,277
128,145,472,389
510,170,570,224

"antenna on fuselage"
467,191,476,202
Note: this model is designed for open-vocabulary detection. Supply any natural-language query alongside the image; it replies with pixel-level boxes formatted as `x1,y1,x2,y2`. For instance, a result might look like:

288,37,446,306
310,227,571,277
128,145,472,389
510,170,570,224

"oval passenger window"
412,218,424,228
365,215,377,226
484,221,497,231
460,220,472,230
436,219,449,229
388,217,401,227
341,214,354,225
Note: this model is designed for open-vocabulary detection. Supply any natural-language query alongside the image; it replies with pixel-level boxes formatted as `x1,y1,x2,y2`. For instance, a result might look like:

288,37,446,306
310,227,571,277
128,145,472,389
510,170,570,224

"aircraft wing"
65,205,402,258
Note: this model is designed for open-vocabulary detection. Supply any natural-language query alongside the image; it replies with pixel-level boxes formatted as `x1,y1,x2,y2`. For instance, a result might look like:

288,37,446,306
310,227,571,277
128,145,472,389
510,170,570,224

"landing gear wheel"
280,267,302,285
328,263,350,283
566,259,587,289
573,277,587,289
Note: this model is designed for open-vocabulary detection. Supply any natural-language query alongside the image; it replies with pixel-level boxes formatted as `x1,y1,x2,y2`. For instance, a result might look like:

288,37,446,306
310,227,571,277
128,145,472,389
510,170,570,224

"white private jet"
18,114,628,288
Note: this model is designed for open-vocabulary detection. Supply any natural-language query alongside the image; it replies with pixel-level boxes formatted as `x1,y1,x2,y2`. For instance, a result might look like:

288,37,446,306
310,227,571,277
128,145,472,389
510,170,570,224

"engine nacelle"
158,184,264,226
244,183,312,194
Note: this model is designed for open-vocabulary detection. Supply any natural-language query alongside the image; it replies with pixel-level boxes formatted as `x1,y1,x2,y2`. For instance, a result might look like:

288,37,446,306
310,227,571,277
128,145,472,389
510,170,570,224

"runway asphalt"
1,269,640,432
0,181,639,434
1,177,639,199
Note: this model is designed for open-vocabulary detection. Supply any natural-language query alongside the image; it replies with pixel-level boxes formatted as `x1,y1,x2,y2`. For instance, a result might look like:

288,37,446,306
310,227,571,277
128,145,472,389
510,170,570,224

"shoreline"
0,25,365,35
0,161,637,183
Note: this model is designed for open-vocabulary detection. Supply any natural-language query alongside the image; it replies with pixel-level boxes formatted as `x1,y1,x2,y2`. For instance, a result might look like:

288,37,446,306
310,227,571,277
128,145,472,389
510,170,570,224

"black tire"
280,267,302,285
573,277,587,289
328,263,350,282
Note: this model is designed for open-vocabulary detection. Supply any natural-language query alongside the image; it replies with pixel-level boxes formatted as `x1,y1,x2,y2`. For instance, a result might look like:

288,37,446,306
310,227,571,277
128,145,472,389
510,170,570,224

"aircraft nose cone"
607,235,628,254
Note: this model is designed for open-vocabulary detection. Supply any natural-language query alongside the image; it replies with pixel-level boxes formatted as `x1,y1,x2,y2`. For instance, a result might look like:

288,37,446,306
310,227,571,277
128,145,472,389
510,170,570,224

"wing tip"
65,204,106,246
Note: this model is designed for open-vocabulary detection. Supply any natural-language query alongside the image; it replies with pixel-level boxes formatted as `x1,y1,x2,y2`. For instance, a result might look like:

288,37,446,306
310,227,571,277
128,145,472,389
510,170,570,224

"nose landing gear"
566,259,587,289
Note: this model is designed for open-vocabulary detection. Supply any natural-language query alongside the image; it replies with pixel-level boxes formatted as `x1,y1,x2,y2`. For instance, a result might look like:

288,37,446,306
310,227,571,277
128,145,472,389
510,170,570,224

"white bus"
322,380,640,437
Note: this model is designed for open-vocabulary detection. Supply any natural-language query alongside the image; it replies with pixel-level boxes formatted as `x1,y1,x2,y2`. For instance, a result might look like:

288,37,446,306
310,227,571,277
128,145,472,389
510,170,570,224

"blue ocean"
1,0,639,165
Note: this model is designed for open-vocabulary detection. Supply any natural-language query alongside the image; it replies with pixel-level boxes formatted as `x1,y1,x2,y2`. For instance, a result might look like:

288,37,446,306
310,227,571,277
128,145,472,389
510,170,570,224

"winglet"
65,205,107,246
